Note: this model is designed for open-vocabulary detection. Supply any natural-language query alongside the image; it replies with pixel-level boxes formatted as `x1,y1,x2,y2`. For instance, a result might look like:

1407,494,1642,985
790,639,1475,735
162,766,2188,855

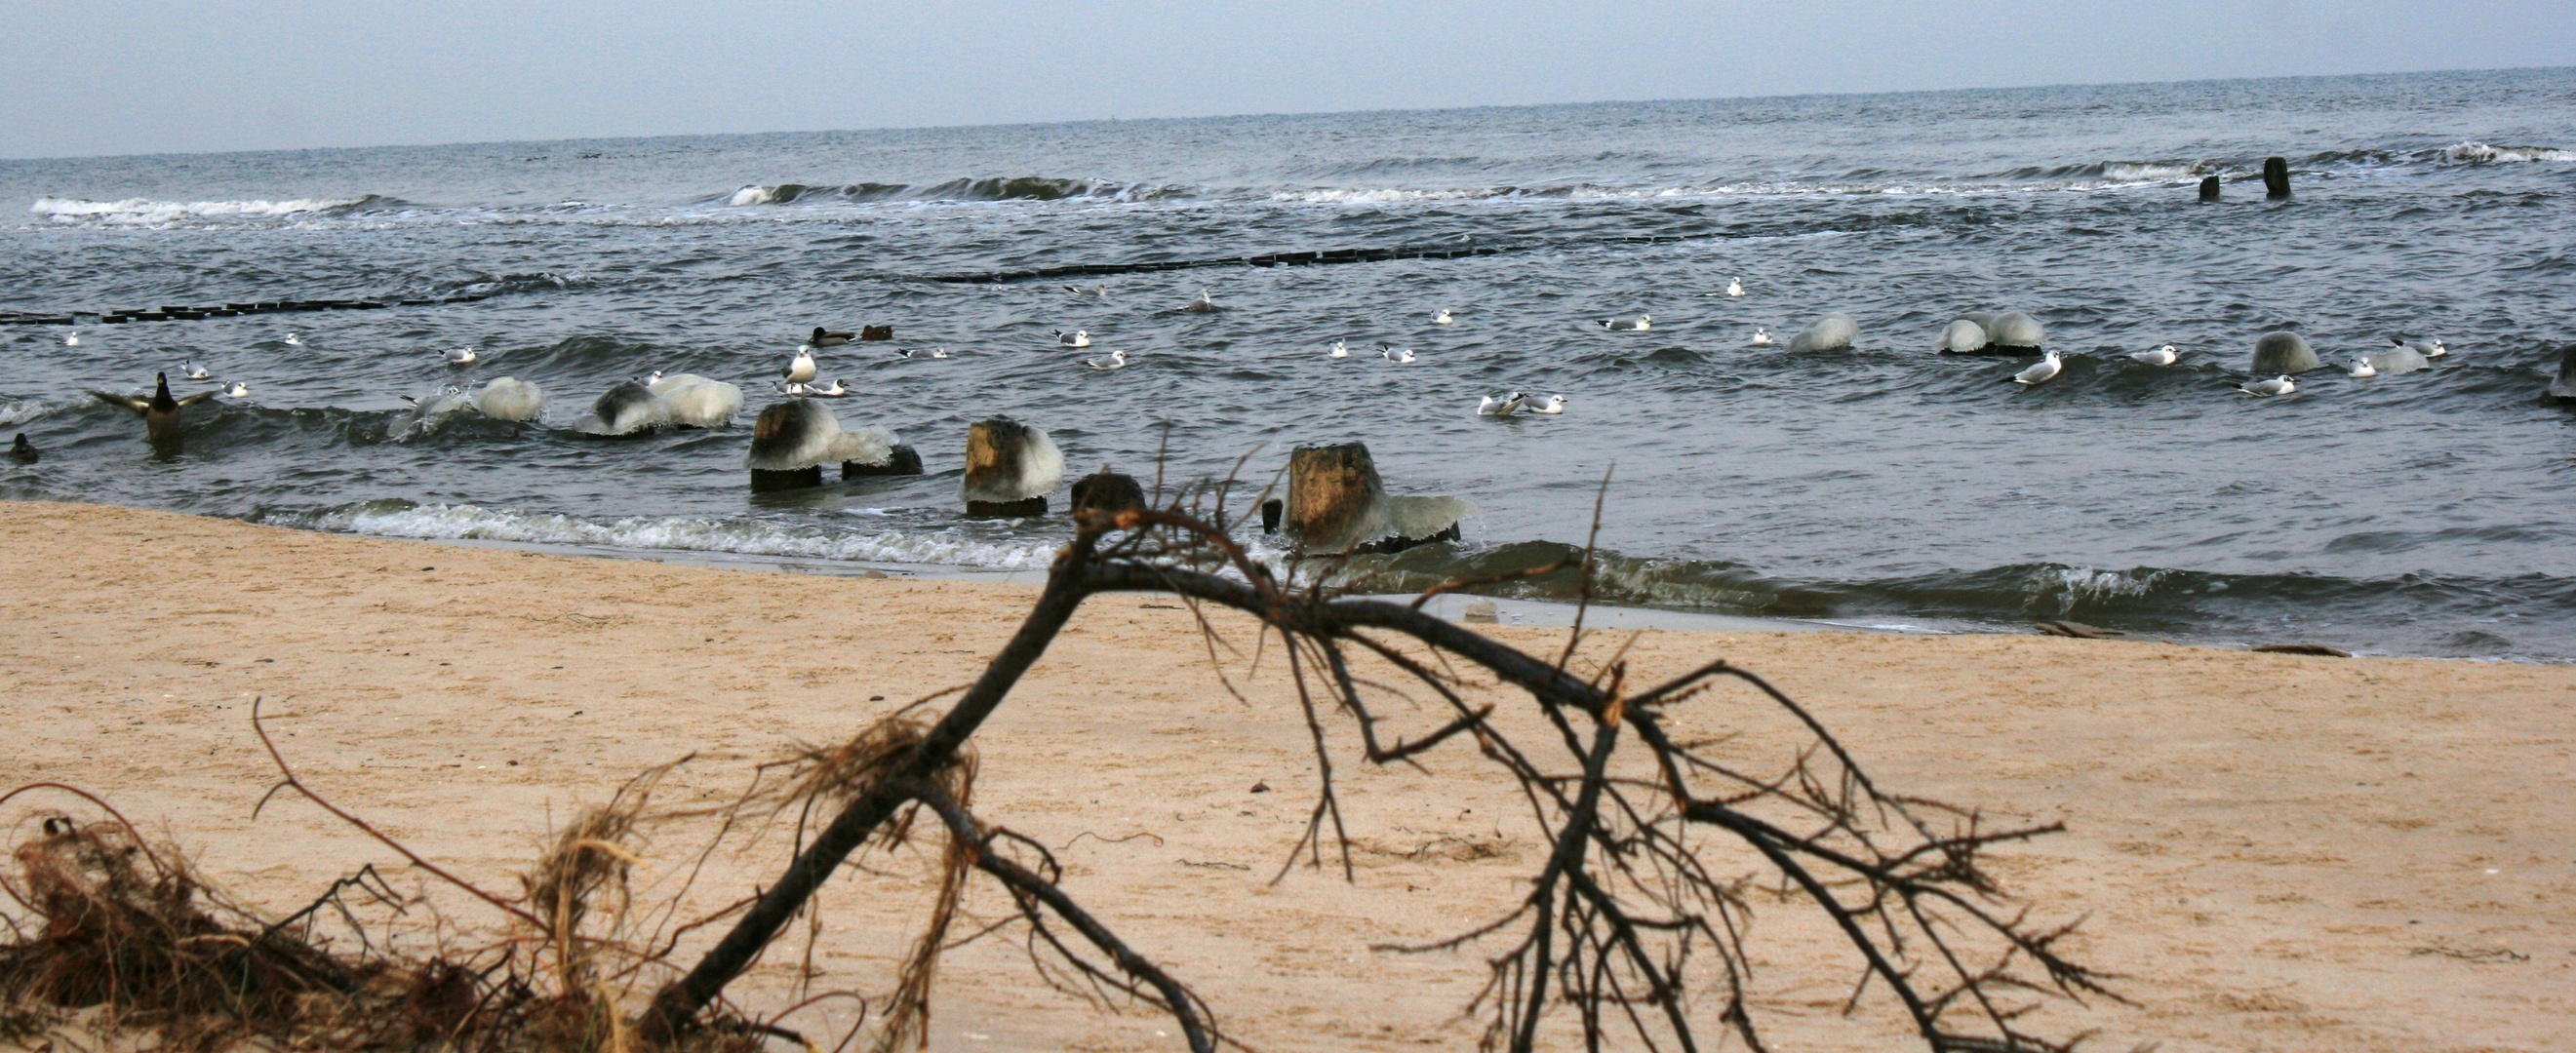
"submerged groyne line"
0,292,498,328
923,232,1713,285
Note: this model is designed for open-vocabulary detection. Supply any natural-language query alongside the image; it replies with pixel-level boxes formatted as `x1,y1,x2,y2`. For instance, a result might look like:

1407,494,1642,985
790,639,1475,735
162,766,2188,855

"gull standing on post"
781,345,816,384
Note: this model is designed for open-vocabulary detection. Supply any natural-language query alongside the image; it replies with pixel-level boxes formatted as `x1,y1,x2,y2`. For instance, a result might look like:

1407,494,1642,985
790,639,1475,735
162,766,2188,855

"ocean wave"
725,176,1195,207
0,400,58,428
29,193,394,226
2439,140,2575,164
264,500,1066,569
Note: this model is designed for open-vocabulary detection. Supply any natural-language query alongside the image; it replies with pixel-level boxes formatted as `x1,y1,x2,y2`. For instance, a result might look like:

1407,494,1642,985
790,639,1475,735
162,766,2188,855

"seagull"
283,332,301,346
2348,358,2378,378
63,331,78,347
781,345,816,383
808,378,850,397
181,361,210,379
1064,284,1109,297
2012,349,2063,386
1726,278,1744,297
2241,374,2296,397
929,347,950,359
642,370,664,385
1328,340,1348,360
1085,349,1128,370
893,347,917,359
1378,343,1414,363
443,346,477,366
777,380,812,395
1182,289,1217,313
809,327,855,347
1530,395,1567,414
1053,329,1090,348
220,381,250,398
2131,344,2179,366
1750,328,1772,347
1434,309,1453,325
1477,391,1526,416
1597,314,1650,332
2392,335,2445,359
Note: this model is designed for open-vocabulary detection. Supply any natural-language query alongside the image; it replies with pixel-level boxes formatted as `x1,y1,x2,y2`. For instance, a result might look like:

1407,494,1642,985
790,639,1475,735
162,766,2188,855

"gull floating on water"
2131,344,2179,366
283,332,300,346
1379,343,1414,363
1328,340,1348,360
1529,395,1567,414
1477,391,1526,416
808,378,850,397
443,346,478,366
1053,329,1090,348
1597,314,1651,332
1726,278,1744,297
1064,284,1108,297
2392,335,2445,359
2012,349,2063,386
929,347,950,359
181,361,210,380
63,331,78,347
1085,349,1128,370
220,381,250,398
2348,358,2378,378
1434,309,1453,325
2241,374,2296,397
781,346,816,383
1750,328,1772,346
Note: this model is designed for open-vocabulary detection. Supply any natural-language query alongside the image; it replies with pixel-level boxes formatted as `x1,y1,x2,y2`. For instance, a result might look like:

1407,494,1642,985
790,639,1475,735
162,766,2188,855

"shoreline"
4,498,2572,1052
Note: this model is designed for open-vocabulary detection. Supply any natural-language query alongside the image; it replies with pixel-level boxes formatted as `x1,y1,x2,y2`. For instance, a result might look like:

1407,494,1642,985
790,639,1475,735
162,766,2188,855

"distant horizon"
6,62,2568,166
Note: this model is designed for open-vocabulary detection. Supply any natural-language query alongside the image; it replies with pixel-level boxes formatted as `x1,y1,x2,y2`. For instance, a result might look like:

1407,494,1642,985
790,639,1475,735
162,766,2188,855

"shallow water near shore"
3,68,2573,658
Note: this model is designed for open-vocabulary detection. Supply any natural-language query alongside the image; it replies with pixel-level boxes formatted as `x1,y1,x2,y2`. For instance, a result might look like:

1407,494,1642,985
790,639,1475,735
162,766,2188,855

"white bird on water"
181,361,210,380
1529,395,1567,414
443,346,477,366
1064,284,1108,297
2241,374,2296,397
220,381,250,398
1328,340,1348,360
1597,314,1651,332
1085,349,1129,370
283,332,301,346
1477,391,1526,416
1726,277,1744,297
929,347,950,359
2131,344,2179,366
1750,328,1772,347
808,378,850,397
2348,358,2378,378
1434,309,1453,325
2012,349,2063,386
2393,335,2445,359
781,346,816,383
1379,343,1414,363
63,331,78,347
1053,329,1090,348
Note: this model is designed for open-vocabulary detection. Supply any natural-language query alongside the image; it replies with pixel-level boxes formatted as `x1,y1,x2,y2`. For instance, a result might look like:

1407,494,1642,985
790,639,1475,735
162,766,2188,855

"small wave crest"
725,176,1192,207
2439,140,2576,164
29,193,393,226
262,500,1065,569
0,399,59,428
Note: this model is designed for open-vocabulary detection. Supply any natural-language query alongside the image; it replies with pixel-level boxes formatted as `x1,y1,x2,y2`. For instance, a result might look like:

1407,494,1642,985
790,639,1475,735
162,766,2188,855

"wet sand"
1,499,2568,1052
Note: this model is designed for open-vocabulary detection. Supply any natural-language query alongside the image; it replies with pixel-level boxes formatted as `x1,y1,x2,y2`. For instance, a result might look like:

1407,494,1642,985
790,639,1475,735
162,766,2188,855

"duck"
1750,328,1772,347
1596,314,1651,332
1434,309,1453,325
1379,343,1415,363
1726,277,1744,297
1053,329,1091,348
2241,374,2296,397
442,346,478,366
1328,340,1348,360
1182,289,1218,313
1529,395,1567,414
91,372,218,445
2012,349,2063,386
1477,392,1526,416
2131,344,2179,366
781,345,817,384
809,327,855,347
1085,349,1129,370
9,434,34,464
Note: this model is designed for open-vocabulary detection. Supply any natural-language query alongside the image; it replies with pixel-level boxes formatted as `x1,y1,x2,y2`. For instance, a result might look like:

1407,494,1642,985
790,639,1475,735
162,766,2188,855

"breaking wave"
29,194,397,226
258,500,1067,569
2439,140,2576,164
725,176,1194,207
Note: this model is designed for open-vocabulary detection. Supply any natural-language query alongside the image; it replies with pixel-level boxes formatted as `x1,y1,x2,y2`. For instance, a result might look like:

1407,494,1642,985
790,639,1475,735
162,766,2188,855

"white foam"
30,195,368,226
305,502,1068,570
2441,141,2575,164
729,185,778,207
0,400,58,428
2023,566,2167,614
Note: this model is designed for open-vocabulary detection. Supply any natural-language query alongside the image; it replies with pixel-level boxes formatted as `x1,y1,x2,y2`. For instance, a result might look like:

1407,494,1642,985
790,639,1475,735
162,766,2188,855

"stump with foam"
963,417,1063,518
1284,442,1473,555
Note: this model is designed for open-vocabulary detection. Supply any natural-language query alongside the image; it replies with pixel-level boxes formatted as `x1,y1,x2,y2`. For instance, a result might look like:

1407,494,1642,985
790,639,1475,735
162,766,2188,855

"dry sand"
1,499,2569,1052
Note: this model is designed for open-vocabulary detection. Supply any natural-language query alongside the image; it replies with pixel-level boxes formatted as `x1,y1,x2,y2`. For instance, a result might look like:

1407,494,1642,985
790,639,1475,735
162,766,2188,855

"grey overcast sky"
4,1,2570,160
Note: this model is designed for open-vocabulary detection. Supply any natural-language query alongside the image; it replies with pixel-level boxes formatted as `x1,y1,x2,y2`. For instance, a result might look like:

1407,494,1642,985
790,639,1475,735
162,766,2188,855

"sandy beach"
1,498,2569,1053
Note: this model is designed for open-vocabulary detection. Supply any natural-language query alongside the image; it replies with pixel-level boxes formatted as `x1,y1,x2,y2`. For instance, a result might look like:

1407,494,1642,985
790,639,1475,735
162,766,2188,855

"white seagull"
1750,328,1772,346
443,346,478,366
2393,335,2446,359
1597,314,1651,332
2012,349,2063,386
929,347,950,359
2131,344,2179,366
1064,284,1109,297
808,378,850,397
1434,309,1453,325
1529,395,1567,414
1379,343,1414,363
1328,340,1348,360
220,381,250,398
1477,391,1526,416
1053,329,1090,348
63,331,79,347
1085,349,1128,370
2241,374,2296,397
283,332,301,346
781,345,816,383
2348,359,2378,377
181,361,210,379
1726,278,1744,297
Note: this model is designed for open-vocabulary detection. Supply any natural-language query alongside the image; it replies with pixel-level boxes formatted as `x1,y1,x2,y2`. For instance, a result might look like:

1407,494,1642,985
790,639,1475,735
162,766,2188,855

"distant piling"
2199,176,2221,202
2263,157,2291,200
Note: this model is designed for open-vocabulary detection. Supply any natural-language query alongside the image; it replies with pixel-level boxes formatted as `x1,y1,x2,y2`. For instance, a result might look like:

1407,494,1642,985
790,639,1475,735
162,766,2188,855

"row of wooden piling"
0,292,495,328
